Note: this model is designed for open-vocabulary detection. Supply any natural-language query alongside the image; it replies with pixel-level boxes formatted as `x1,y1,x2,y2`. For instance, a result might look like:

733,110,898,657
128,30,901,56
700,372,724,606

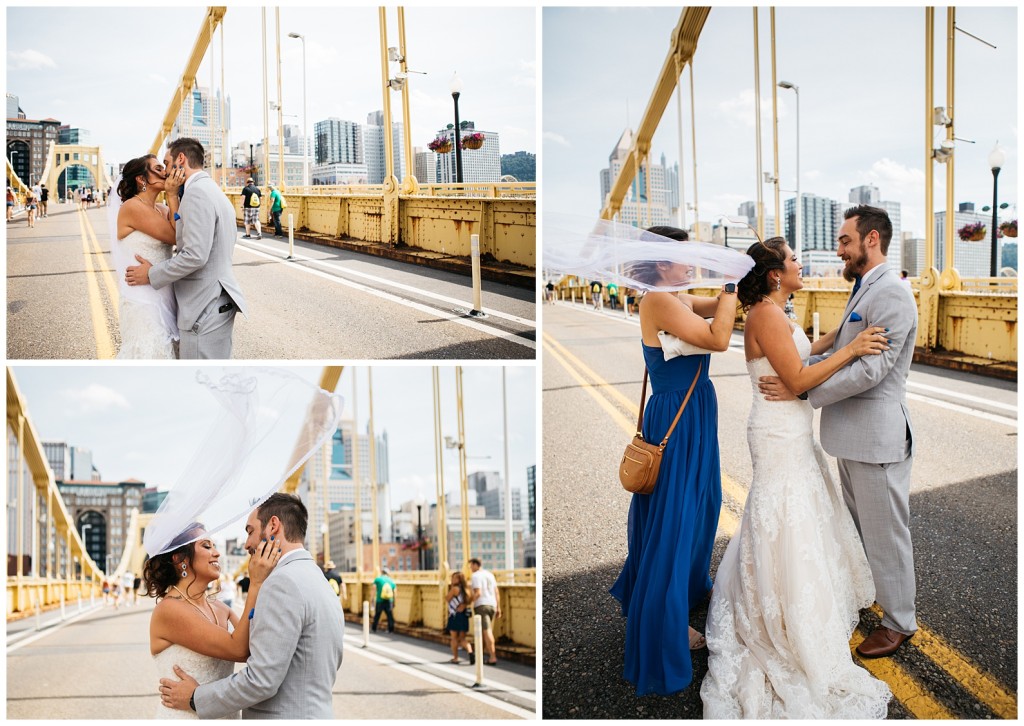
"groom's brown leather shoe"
856,626,913,658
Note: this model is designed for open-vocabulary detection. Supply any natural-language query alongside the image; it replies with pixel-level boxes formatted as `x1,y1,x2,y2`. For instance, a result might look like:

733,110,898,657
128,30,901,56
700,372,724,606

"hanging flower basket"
999,219,1017,238
958,222,987,242
428,135,452,154
461,132,485,150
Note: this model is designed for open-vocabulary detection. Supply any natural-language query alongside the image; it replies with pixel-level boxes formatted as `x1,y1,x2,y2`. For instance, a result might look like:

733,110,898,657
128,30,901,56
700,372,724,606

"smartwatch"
722,283,737,294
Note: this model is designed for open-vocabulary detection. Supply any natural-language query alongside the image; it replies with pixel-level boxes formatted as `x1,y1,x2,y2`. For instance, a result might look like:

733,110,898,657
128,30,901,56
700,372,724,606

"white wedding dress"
116,230,177,359
153,644,239,719
700,325,892,719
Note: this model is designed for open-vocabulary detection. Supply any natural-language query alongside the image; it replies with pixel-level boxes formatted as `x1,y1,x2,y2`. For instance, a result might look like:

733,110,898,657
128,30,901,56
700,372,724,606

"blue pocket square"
849,312,863,322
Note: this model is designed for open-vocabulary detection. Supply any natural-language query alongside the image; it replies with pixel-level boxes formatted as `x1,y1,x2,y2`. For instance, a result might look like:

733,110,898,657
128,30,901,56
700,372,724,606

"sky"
6,5,537,169
10,365,536,515
543,6,1018,241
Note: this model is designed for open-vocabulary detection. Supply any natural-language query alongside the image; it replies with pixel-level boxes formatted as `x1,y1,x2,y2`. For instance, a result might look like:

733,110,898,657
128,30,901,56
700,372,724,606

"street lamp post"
287,32,308,188
249,144,255,183
988,143,1005,277
450,73,464,185
778,81,801,264
415,503,424,571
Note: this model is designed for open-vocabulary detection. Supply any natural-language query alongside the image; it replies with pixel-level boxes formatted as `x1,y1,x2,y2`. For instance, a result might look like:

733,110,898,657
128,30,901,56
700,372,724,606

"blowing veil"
106,174,179,347
143,368,345,557
543,213,755,291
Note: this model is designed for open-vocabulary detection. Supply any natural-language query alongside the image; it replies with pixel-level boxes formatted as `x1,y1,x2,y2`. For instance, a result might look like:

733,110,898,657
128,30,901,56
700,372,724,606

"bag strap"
658,362,702,448
634,368,649,436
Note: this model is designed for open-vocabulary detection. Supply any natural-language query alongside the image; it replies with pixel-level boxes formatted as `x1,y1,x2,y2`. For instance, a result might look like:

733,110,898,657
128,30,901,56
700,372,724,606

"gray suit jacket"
194,550,345,719
149,171,247,331
806,264,917,463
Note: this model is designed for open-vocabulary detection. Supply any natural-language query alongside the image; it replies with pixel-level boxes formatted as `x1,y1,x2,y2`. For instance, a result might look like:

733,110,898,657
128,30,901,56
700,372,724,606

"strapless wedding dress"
700,325,892,719
116,230,177,359
153,644,238,719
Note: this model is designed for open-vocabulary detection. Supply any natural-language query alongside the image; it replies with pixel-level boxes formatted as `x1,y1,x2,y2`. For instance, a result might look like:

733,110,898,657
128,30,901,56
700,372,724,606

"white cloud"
716,89,784,128
148,73,168,85
8,49,56,70
63,384,130,413
544,131,570,147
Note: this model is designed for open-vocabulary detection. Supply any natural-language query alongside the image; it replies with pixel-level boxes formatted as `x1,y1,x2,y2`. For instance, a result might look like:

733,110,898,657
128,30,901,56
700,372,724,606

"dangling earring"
776,277,782,291
142,183,147,192
180,561,187,578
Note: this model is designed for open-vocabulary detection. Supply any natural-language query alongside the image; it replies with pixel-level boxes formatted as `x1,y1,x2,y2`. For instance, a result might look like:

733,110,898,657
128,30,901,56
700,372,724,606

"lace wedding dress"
116,230,177,359
700,325,892,719
153,644,239,719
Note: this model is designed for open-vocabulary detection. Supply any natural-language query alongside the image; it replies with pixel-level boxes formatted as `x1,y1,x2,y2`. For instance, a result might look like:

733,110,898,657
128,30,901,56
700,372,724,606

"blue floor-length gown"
609,345,722,696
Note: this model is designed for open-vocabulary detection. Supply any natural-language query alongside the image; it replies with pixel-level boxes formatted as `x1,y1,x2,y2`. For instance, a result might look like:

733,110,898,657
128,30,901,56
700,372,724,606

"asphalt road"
6,597,535,719
542,301,1017,719
6,203,536,360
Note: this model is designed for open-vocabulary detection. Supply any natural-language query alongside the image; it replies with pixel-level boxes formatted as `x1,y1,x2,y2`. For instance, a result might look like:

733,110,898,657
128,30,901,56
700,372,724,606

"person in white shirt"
468,558,500,665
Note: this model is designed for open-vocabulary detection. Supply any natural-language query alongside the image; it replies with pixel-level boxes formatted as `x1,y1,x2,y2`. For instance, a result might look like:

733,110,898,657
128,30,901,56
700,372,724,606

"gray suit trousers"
178,290,236,360
838,450,918,635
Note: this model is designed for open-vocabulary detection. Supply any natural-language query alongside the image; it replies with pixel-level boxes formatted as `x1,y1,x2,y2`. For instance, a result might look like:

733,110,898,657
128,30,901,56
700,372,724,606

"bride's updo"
117,154,157,202
142,521,205,599
736,236,787,311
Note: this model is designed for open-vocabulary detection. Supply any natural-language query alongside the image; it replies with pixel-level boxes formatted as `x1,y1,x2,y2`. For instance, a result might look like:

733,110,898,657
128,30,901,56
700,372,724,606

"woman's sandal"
448,658,460,664
689,626,707,651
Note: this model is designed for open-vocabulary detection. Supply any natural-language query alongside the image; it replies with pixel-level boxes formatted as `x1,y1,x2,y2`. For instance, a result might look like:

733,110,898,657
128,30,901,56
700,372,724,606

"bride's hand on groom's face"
164,165,185,196
248,538,283,585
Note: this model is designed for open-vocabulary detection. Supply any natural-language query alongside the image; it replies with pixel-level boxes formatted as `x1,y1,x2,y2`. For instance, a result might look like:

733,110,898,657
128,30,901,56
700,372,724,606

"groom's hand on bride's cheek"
159,665,198,711
758,376,796,402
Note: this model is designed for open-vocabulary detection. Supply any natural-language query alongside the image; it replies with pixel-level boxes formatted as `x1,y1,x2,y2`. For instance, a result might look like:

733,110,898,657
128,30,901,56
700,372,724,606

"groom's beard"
842,248,868,281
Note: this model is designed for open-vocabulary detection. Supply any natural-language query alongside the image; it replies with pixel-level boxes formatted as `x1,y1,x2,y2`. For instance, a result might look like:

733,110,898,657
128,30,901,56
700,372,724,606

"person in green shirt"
371,568,397,633
267,184,284,237
607,282,619,310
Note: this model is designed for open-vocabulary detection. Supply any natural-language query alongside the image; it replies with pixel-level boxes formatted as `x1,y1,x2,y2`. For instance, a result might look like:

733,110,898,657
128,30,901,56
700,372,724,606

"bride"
110,155,185,358
145,523,281,720
700,237,893,718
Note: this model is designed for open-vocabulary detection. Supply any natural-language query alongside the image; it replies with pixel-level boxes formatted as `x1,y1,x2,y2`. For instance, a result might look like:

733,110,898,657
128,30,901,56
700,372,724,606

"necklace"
760,295,782,308
171,585,218,625
135,195,158,211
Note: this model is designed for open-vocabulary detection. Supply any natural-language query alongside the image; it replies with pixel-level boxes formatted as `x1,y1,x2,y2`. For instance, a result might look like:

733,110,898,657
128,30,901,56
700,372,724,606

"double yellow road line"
543,331,1016,719
77,207,118,359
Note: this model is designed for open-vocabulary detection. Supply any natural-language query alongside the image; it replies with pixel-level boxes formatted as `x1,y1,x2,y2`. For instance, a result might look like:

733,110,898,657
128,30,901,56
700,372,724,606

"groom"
159,493,345,718
125,137,247,359
761,204,918,658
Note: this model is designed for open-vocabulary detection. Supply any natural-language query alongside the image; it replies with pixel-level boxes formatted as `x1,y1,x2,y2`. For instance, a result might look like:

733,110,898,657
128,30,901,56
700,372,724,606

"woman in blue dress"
610,226,740,696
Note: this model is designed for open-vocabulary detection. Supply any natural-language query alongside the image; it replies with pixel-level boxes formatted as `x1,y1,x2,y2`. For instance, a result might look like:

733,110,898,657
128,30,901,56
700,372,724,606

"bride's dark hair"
142,521,205,599
737,236,788,311
117,154,157,202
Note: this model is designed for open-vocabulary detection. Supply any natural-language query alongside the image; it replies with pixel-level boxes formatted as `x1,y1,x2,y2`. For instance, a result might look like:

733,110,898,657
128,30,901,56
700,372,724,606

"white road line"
907,392,1017,428
343,635,535,719
240,238,536,328
235,244,536,351
7,605,106,653
358,638,537,703
908,380,1017,413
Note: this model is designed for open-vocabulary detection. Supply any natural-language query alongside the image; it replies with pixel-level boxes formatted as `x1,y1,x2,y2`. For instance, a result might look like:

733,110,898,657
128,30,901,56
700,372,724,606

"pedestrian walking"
446,571,474,664
371,567,397,633
468,558,501,665
6,186,15,221
39,184,48,217
240,177,262,239
267,184,285,237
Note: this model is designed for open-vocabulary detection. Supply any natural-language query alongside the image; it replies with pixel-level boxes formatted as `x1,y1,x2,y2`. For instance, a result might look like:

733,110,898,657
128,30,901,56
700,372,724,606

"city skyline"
10,366,536,520
7,6,536,173
544,6,1017,242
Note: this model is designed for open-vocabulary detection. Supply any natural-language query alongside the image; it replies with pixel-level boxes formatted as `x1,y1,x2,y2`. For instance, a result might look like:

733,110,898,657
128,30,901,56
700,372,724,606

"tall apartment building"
414,147,437,184
434,121,501,184
363,111,405,184
847,185,902,272
599,128,676,227
6,100,61,187
737,201,777,238
56,478,145,573
170,86,231,169
784,193,842,258
312,117,368,184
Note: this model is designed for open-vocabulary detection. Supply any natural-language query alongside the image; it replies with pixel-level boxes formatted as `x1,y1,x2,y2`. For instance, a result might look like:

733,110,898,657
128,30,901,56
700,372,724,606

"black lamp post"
416,503,424,570
249,144,255,183
450,73,464,185
988,143,1006,277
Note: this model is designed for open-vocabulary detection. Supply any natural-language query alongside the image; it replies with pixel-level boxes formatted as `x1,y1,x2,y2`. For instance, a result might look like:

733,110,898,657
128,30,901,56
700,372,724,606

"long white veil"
107,175,179,343
543,213,755,291
142,368,344,557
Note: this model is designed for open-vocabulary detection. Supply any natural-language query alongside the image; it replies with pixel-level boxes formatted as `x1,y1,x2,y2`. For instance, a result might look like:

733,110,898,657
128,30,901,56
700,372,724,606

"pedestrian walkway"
7,597,535,719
